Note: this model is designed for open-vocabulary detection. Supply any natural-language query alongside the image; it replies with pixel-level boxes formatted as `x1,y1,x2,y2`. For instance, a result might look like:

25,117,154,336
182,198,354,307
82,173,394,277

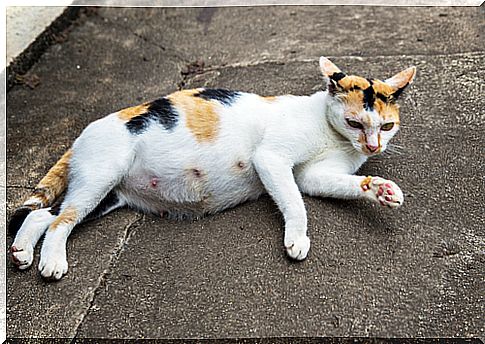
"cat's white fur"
11,57,415,280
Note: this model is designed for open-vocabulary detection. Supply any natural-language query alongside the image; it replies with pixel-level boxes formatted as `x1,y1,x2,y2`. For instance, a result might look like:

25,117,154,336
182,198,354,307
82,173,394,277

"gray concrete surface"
6,5,485,339
6,7,68,66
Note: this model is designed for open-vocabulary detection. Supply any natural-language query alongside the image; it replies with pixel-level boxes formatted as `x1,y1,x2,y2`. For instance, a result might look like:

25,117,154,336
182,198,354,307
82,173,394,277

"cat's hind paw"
285,235,310,261
10,245,34,270
362,176,404,208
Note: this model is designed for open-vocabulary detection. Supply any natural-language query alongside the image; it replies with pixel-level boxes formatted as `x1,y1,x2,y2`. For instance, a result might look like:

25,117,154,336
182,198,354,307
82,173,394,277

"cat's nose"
366,144,379,152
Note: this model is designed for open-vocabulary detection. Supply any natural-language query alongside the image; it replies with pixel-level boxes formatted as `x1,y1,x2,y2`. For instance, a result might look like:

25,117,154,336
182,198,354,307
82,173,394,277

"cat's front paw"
39,248,68,280
284,234,310,261
361,176,404,208
10,245,34,270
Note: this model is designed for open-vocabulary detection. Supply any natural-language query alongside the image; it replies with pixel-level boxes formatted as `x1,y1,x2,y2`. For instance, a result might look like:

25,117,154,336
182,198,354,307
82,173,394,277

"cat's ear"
319,56,346,95
385,66,416,99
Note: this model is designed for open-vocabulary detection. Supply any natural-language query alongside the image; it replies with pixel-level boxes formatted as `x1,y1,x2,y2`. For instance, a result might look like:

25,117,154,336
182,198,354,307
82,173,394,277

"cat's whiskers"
382,143,404,156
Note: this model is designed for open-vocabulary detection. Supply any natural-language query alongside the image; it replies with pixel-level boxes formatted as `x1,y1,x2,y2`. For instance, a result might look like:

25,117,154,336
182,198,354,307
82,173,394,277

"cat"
8,56,416,280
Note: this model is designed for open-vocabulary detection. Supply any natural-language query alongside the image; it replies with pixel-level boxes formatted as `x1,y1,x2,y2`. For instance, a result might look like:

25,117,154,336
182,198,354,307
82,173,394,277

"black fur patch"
391,83,409,101
83,191,121,222
363,79,375,110
195,88,240,106
327,72,347,94
148,98,178,130
126,115,150,135
376,92,391,103
8,206,33,235
330,72,346,82
49,202,62,216
126,97,177,135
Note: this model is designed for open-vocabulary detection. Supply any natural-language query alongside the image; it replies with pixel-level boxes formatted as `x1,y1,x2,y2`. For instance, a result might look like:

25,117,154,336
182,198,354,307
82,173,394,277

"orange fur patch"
360,176,372,192
374,99,400,123
338,75,371,91
372,80,395,97
169,89,220,143
49,206,78,231
32,190,50,208
36,149,73,206
358,132,366,146
341,91,364,116
262,96,277,102
118,104,150,121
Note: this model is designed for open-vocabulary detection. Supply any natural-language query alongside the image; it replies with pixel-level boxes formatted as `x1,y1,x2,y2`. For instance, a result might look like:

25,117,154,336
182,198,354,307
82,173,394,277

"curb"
6,7,84,92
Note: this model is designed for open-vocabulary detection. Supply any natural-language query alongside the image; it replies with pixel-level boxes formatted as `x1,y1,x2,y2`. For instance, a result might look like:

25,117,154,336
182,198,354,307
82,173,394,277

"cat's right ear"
319,56,346,95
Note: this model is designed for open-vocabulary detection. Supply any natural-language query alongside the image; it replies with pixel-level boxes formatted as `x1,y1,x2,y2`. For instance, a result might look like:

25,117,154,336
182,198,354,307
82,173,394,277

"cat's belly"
117,160,265,219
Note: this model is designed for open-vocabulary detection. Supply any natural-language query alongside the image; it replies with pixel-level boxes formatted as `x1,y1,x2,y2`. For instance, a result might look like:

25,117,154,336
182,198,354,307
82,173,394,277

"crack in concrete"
131,31,190,64
95,11,190,65
70,213,145,339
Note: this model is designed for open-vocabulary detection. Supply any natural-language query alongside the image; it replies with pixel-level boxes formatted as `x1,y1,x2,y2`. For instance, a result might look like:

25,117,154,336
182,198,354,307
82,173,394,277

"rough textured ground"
6,5,484,340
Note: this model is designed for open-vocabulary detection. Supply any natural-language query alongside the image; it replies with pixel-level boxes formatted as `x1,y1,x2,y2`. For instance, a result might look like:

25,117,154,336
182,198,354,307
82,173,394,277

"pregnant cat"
9,57,416,280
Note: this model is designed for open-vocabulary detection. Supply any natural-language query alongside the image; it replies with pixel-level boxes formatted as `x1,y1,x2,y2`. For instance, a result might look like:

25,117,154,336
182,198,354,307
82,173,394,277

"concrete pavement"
6,5,485,339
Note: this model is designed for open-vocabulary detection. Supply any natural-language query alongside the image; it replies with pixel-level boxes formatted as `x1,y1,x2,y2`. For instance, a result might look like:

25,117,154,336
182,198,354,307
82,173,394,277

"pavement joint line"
180,50,485,82
70,213,145,339
324,51,485,59
7,185,35,190
205,50,485,69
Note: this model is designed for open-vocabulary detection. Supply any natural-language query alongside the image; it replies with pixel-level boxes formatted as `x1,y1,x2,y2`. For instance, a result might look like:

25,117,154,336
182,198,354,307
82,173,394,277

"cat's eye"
381,122,395,131
346,119,364,130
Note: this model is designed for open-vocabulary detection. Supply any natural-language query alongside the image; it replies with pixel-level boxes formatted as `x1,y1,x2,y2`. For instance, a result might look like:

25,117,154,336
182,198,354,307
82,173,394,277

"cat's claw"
285,235,310,261
365,177,404,208
10,245,34,270
38,251,68,280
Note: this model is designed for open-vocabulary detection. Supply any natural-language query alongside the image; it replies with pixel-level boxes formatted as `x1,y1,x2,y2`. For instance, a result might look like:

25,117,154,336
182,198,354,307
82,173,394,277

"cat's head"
319,56,416,156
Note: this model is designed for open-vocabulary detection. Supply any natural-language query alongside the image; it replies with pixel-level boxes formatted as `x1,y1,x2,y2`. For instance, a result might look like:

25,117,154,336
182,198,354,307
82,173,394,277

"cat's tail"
8,149,72,235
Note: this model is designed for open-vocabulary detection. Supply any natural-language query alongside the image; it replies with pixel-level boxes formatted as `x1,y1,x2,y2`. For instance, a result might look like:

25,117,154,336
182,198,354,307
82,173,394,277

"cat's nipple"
150,177,158,188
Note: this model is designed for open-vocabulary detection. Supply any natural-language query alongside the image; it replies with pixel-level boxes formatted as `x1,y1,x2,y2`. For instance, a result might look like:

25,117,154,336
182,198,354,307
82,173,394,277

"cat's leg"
11,191,126,271
81,190,127,223
253,149,310,260
10,208,56,269
38,118,135,280
295,158,404,207
38,180,124,280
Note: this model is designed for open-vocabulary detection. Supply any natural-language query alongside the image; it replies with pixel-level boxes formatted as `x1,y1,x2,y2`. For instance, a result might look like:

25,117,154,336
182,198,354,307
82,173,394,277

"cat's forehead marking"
334,74,401,123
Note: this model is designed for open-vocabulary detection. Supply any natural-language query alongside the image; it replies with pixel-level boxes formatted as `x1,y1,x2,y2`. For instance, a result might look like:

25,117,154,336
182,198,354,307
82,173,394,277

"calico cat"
9,57,416,280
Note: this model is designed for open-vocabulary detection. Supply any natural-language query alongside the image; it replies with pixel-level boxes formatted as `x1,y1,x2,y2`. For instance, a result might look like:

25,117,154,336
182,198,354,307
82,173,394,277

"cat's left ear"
385,66,417,97
319,56,346,94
